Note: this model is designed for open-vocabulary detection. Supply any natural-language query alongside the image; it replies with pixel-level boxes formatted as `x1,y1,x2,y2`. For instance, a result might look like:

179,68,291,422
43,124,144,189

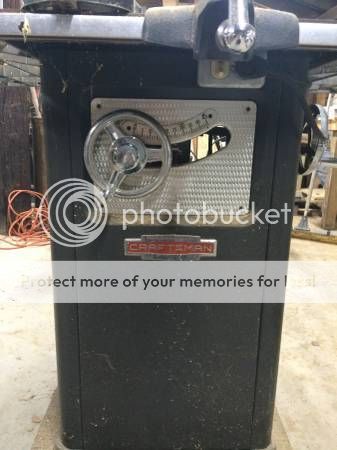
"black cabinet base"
37,46,307,450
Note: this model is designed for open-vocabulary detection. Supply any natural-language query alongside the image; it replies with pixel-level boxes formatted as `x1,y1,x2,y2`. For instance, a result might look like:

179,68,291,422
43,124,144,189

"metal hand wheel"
84,110,172,199
299,104,329,176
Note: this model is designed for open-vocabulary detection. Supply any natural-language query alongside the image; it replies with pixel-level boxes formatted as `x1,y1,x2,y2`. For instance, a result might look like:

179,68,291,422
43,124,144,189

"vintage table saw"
1,0,337,449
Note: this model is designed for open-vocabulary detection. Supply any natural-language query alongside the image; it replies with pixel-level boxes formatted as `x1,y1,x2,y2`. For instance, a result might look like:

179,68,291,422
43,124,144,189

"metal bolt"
216,0,256,54
216,20,256,54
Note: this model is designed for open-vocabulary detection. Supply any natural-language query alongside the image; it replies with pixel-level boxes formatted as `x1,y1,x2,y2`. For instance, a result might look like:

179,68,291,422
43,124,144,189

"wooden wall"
0,0,32,234
3,0,21,10
0,88,32,233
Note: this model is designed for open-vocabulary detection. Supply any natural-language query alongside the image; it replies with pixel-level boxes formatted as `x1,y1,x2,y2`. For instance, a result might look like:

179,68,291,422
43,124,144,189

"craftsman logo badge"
125,235,217,260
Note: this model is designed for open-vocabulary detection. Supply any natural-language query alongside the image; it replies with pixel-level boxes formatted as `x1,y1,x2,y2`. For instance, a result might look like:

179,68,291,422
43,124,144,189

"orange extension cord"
0,190,50,250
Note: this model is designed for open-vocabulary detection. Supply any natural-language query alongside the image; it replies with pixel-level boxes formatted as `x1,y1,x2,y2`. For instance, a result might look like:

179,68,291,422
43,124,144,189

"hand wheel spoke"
105,122,124,141
146,147,163,163
104,171,125,198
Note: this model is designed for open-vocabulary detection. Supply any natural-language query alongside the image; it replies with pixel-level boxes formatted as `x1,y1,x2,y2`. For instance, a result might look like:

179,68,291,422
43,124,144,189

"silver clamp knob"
216,0,256,54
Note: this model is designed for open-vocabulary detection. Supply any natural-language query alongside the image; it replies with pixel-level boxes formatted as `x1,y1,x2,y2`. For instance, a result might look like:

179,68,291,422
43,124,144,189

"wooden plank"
292,230,337,244
31,391,59,450
314,93,329,106
328,119,337,131
301,187,325,203
32,117,48,194
322,133,337,229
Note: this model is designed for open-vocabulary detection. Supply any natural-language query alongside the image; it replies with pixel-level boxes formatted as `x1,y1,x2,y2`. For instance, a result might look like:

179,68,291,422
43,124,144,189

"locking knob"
216,0,256,54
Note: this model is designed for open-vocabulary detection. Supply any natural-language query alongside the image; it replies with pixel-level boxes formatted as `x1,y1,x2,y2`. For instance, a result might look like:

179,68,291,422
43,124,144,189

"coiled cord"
0,190,50,250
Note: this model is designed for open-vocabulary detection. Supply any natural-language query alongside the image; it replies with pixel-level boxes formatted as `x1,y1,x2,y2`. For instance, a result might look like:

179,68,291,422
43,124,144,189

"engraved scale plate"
91,98,256,214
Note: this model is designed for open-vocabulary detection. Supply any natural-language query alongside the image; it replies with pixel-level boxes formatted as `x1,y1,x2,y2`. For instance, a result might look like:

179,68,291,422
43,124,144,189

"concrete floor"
277,240,337,450
0,239,336,450
0,247,56,450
